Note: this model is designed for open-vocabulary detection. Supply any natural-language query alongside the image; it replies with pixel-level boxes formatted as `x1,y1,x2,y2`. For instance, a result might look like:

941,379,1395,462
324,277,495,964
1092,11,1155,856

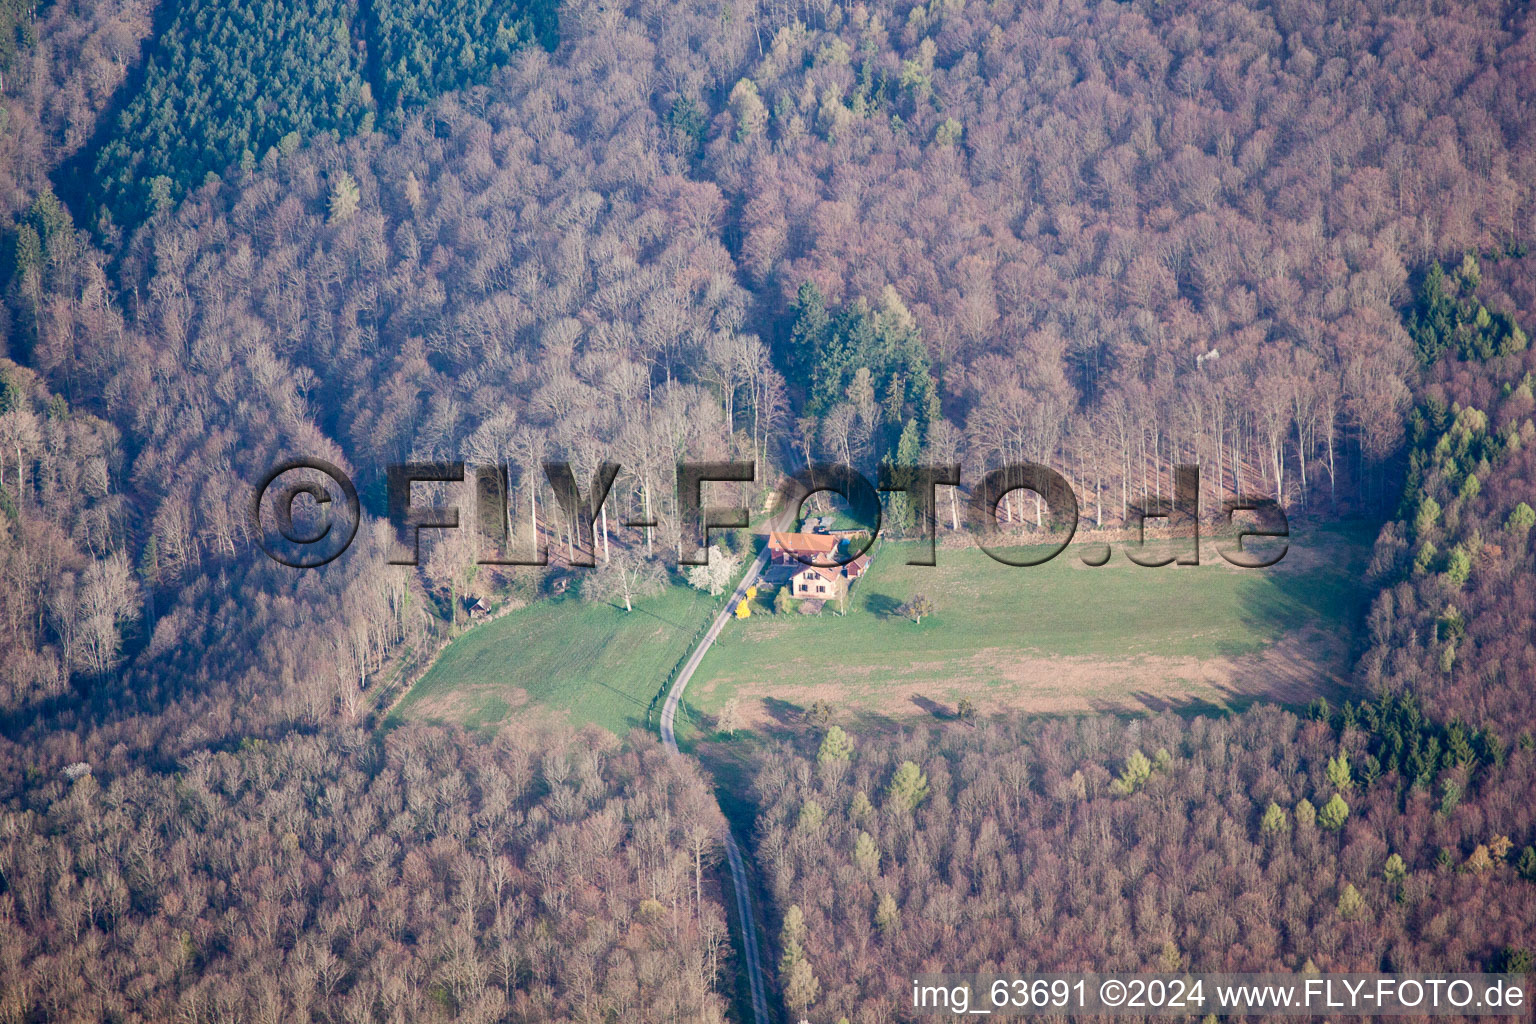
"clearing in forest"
687,521,1375,731
392,521,1374,736
391,584,720,735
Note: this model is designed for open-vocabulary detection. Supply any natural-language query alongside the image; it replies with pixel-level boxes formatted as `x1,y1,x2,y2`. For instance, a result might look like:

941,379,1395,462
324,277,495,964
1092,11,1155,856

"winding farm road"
659,546,771,1024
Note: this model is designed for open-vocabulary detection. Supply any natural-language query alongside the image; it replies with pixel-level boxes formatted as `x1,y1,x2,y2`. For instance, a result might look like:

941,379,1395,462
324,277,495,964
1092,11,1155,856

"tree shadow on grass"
607,601,694,631
910,693,951,719
760,696,804,727
594,677,651,713
863,592,902,618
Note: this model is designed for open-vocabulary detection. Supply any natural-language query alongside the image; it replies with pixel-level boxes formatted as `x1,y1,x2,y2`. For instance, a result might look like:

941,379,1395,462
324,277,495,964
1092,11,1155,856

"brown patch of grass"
408,685,532,725
721,625,1346,728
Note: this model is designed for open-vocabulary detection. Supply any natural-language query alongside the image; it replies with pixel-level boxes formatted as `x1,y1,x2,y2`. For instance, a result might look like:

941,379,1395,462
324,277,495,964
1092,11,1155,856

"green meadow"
687,521,1373,729
392,521,1375,735
390,584,720,734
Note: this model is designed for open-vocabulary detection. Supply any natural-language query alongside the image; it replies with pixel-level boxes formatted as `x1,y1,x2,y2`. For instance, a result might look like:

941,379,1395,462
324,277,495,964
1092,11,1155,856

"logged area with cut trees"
2,0,1536,1019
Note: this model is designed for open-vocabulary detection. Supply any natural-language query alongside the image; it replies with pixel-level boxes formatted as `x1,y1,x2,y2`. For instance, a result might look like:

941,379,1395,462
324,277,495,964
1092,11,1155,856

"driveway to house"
659,545,770,1024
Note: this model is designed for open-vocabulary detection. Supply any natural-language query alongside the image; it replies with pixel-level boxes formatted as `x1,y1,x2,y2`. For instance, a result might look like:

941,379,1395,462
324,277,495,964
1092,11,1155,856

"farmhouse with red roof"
767,532,872,604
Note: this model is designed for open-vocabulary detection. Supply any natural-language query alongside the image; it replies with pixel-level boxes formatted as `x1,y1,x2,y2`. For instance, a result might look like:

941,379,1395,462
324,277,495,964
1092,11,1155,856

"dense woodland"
1,0,1526,779
63,0,559,237
0,0,154,217
752,703,1536,1022
0,726,733,1024
751,258,1536,1021
77,0,375,237
1358,254,1536,740
0,0,1535,1018
367,0,558,121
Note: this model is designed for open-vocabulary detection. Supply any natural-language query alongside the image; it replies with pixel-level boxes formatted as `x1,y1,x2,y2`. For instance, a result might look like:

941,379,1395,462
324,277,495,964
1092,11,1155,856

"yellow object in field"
735,601,751,619
745,585,758,600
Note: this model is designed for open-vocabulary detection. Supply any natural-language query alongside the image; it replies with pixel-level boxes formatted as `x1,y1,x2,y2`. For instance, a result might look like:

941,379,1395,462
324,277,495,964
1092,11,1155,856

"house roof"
768,531,840,555
791,563,843,584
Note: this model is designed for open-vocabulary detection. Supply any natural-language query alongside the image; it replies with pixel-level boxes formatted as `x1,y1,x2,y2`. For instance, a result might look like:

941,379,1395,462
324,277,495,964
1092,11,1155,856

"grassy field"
391,521,1375,736
389,584,720,734
685,521,1375,731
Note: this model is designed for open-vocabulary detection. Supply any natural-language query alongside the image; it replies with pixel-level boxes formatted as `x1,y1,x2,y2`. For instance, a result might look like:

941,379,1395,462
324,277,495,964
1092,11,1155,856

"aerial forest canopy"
0,0,1534,1019
1,0,1533,885
54,0,559,239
